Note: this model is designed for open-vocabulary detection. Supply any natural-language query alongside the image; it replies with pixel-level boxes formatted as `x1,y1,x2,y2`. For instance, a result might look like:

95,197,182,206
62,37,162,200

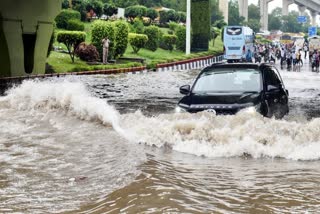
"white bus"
223,26,255,62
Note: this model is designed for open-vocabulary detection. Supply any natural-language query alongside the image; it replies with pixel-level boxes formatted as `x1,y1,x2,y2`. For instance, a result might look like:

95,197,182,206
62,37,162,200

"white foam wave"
2,79,320,160
121,110,320,160
1,79,126,136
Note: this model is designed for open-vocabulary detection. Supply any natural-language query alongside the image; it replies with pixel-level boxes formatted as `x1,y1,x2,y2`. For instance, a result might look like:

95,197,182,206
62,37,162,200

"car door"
263,67,288,118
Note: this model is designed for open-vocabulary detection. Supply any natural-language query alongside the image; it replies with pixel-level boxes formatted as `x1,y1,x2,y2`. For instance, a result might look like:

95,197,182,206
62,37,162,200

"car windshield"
193,68,261,93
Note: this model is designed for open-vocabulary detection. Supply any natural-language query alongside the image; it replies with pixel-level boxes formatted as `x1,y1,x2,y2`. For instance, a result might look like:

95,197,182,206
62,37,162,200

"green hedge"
55,9,81,29
175,26,186,51
57,31,86,62
66,19,85,31
162,34,177,52
128,33,148,53
114,20,129,58
144,25,160,52
91,20,116,60
191,0,210,52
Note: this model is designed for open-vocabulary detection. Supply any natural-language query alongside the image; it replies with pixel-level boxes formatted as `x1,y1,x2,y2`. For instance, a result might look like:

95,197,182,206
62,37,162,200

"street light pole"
186,0,191,55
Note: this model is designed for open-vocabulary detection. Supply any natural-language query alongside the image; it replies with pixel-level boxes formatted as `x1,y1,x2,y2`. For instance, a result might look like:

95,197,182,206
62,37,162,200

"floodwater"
0,60,320,213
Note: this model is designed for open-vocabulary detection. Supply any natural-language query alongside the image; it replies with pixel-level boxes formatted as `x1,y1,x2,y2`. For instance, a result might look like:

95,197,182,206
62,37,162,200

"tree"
246,19,261,33
104,3,118,16
268,7,282,30
86,0,104,17
125,5,147,21
248,4,260,20
228,0,245,25
281,11,306,33
146,8,159,24
210,0,224,24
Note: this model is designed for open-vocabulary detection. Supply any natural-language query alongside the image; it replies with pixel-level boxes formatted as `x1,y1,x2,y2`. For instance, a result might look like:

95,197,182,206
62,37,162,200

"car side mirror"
267,85,279,92
180,85,190,95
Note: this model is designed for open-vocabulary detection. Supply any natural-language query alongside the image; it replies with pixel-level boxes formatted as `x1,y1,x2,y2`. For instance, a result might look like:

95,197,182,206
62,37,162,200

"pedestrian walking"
102,37,110,64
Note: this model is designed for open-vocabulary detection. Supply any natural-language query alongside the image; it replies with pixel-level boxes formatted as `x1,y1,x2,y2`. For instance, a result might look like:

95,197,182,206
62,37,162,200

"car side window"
265,68,281,86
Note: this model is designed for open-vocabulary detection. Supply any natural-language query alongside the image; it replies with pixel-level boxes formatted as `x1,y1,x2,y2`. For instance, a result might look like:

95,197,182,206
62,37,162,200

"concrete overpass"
219,0,320,31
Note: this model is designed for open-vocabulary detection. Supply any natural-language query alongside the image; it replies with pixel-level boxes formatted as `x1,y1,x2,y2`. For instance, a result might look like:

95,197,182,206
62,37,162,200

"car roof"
201,62,273,74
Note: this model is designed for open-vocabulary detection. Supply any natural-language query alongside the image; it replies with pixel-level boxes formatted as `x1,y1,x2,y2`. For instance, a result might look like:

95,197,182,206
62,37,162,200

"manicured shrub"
66,19,85,31
175,26,186,51
159,10,179,24
75,42,100,62
91,20,116,60
128,33,148,53
144,25,160,52
57,31,86,62
161,34,177,52
168,21,179,32
114,20,129,58
146,8,158,24
132,18,144,34
125,5,147,22
55,9,81,29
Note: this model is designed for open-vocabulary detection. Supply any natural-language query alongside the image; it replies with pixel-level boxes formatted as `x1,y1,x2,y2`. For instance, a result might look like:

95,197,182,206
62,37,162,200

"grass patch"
47,51,142,73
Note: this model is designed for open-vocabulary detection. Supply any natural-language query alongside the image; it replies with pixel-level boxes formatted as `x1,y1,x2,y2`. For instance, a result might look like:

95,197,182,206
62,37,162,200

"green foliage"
213,19,227,29
114,20,129,57
55,9,81,29
128,33,148,53
61,0,69,9
177,11,186,23
228,0,245,25
72,0,89,21
66,19,85,31
244,19,261,33
268,7,282,30
248,4,260,20
86,0,104,17
144,25,160,51
168,21,179,32
104,3,118,16
125,5,147,21
191,0,210,52
210,0,224,24
175,26,186,51
146,8,159,23
91,20,116,60
132,18,145,34
162,34,177,52
57,31,86,62
159,10,179,24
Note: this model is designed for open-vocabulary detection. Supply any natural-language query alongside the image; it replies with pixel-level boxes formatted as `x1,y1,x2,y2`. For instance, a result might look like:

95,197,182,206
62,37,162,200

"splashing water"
1,79,320,161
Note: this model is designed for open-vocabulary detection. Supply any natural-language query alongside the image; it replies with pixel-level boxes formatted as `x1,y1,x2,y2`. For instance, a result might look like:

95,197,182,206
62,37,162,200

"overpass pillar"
282,0,293,16
219,0,229,24
260,0,268,31
311,11,318,27
238,0,248,22
0,0,61,77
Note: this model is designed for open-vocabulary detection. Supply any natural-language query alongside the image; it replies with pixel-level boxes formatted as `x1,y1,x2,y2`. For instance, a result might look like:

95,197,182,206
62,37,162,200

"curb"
0,55,224,83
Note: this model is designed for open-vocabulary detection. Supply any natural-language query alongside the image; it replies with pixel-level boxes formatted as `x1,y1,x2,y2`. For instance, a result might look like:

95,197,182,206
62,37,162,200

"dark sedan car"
177,63,289,118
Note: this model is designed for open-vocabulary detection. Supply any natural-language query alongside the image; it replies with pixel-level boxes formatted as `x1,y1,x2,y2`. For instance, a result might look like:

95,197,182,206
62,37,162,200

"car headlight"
175,106,187,113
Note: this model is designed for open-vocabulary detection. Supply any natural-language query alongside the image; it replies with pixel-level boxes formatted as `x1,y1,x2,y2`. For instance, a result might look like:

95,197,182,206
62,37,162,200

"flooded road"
1,60,320,213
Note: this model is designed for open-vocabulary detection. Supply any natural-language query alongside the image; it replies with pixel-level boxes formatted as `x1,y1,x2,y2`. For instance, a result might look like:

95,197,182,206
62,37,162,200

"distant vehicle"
177,63,289,119
223,26,255,63
308,36,320,53
280,34,293,44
